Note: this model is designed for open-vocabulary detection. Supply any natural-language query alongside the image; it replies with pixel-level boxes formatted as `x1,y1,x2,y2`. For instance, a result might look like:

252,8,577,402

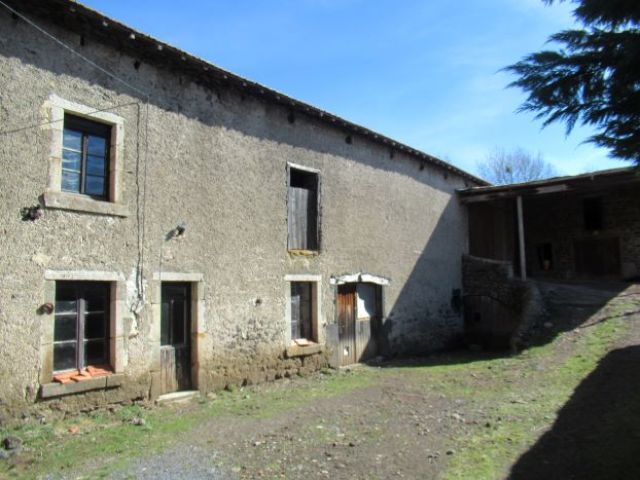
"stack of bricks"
52,366,112,384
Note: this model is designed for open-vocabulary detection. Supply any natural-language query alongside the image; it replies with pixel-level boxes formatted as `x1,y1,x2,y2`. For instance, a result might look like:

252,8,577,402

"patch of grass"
2,300,633,480
441,314,629,480
0,369,379,479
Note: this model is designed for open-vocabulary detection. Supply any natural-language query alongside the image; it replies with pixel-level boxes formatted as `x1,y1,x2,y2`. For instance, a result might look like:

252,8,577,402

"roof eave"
5,0,488,186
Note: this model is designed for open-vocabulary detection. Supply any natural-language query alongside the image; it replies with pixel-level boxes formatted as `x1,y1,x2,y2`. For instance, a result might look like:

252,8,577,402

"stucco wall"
0,11,471,407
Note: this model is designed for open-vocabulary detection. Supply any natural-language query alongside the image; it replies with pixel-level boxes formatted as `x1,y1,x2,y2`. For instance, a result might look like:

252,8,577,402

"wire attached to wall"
0,0,152,315
0,0,148,99
0,101,141,136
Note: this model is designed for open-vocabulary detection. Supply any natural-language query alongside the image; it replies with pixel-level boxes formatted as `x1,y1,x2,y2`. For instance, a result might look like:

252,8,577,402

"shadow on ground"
525,281,638,348
508,344,640,480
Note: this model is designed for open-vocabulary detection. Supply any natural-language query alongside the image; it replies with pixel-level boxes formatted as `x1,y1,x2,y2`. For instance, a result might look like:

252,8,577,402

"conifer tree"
506,0,640,165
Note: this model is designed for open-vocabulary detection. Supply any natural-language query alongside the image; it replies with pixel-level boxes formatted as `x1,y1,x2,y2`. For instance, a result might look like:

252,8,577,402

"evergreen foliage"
506,0,640,165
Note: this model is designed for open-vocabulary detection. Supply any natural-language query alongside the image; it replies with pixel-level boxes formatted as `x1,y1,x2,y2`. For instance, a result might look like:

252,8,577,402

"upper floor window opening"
62,114,111,200
287,166,320,252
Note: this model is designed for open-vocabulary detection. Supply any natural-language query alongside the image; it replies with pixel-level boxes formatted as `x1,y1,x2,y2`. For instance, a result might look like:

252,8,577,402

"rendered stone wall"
0,11,473,408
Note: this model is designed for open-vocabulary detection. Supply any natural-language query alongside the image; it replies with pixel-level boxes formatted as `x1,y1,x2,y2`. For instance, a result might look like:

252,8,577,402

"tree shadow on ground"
508,344,640,480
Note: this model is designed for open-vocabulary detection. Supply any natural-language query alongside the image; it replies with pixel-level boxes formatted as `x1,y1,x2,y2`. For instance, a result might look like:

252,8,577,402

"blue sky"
80,0,631,177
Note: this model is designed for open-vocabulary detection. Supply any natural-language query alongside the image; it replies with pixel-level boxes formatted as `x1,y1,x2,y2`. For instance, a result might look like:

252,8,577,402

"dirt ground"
2,282,639,480
155,372,470,479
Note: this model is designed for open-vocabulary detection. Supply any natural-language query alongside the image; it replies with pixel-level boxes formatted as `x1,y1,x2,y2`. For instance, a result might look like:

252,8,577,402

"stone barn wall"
462,255,533,350
0,4,477,410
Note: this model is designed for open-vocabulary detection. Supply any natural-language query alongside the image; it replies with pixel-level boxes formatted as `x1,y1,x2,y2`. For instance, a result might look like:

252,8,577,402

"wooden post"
516,195,527,280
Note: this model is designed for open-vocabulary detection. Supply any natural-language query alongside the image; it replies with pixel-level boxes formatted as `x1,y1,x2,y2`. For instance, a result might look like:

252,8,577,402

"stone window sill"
43,190,129,217
286,342,324,358
40,373,125,399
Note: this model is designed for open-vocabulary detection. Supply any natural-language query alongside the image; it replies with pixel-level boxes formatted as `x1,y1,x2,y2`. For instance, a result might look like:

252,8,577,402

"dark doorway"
337,283,381,366
160,283,192,393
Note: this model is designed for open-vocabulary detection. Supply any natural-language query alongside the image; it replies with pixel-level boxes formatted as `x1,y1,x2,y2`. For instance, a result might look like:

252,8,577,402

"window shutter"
306,187,318,250
288,186,309,250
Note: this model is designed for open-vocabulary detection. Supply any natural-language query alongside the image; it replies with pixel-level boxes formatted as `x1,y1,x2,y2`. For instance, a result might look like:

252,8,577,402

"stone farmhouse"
0,0,485,408
2,1,638,411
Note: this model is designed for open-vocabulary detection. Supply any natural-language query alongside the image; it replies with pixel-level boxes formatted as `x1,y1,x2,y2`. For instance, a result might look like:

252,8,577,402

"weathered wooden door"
160,283,192,393
337,284,357,366
337,283,380,366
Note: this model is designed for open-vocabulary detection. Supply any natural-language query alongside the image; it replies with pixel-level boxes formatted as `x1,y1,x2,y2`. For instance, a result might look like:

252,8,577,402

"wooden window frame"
53,281,111,373
290,281,313,341
62,114,111,200
284,274,322,346
43,94,128,217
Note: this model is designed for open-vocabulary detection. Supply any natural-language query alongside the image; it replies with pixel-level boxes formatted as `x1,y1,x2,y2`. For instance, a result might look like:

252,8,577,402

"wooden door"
337,284,357,366
160,283,192,393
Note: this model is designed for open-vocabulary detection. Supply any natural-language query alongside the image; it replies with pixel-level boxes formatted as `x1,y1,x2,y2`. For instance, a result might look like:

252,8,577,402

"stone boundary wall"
462,255,534,350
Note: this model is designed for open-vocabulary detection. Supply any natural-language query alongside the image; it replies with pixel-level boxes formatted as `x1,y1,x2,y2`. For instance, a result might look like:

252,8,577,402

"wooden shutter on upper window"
288,186,309,250
288,168,319,251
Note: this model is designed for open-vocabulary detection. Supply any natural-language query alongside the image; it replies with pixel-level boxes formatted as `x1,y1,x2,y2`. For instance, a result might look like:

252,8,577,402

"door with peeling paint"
160,283,192,393
337,283,380,366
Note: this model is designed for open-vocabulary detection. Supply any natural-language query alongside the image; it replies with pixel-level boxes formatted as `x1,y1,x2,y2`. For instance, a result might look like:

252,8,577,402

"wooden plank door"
160,283,192,393
337,284,357,366
355,319,373,362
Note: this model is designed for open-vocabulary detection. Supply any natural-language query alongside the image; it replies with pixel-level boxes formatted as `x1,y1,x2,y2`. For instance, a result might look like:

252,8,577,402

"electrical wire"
0,0,152,311
0,101,141,136
0,0,149,100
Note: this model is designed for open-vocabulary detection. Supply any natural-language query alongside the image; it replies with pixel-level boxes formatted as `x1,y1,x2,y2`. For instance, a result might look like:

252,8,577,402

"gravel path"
109,444,233,480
